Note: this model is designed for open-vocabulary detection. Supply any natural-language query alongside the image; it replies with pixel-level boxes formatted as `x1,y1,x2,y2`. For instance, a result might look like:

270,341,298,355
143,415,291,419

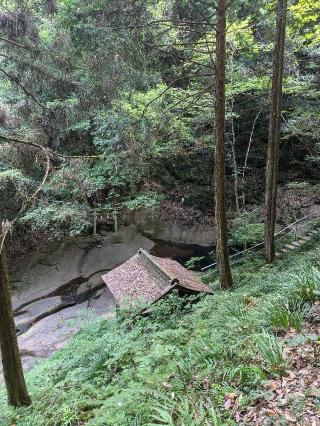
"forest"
0,0,320,425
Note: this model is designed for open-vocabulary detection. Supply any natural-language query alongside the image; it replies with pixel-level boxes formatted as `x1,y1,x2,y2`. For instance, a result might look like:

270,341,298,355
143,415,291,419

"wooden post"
113,210,118,233
93,210,97,236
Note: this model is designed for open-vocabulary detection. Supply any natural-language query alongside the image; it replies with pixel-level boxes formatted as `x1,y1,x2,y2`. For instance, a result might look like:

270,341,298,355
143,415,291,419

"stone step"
284,244,297,250
291,241,302,247
279,228,319,255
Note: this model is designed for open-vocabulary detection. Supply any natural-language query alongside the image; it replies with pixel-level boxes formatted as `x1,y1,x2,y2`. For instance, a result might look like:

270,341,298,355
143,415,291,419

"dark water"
150,240,214,270
150,239,246,271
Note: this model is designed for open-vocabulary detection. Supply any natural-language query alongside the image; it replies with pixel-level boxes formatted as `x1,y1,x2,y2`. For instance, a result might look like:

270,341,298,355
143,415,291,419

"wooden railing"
202,211,320,271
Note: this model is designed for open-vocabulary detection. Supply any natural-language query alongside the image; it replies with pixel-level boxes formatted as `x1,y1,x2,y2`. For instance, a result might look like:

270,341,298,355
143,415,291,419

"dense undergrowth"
1,239,320,426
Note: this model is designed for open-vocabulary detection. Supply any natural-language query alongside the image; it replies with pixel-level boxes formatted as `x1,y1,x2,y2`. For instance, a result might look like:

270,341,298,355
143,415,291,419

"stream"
1,225,213,377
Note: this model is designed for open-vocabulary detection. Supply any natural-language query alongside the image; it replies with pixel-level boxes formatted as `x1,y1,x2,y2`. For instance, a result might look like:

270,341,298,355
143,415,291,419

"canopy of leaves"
0,0,319,240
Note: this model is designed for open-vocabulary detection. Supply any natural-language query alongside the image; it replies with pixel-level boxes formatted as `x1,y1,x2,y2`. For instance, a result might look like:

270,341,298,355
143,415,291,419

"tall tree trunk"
214,0,233,289
265,0,287,263
242,108,262,207
230,99,240,212
0,225,31,407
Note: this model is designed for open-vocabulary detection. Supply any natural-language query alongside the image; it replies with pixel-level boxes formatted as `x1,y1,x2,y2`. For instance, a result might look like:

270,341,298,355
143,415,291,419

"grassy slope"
1,240,319,426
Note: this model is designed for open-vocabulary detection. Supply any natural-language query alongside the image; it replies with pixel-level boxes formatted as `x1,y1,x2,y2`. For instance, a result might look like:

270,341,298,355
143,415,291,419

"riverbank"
1,236,319,425
2,221,213,378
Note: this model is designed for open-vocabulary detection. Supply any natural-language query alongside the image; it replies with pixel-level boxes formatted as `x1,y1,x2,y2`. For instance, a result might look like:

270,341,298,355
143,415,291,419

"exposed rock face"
127,207,214,247
0,228,155,381
11,241,86,311
17,288,116,371
15,296,66,334
10,228,154,312
76,273,106,302
81,227,154,277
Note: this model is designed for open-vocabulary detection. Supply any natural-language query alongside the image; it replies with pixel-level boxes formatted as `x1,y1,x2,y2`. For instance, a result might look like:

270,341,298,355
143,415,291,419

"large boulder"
15,288,116,372
76,272,107,302
11,241,86,311
15,296,66,334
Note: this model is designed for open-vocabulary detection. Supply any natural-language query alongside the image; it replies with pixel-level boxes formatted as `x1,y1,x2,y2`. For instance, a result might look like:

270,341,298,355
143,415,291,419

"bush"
231,223,265,247
265,300,307,332
123,191,166,210
290,267,320,302
257,331,287,375
22,201,91,238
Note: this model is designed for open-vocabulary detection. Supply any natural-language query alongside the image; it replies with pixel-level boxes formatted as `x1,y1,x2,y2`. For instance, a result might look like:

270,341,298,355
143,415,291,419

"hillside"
1,0,320,255
1,238,319,425
0,0,320,423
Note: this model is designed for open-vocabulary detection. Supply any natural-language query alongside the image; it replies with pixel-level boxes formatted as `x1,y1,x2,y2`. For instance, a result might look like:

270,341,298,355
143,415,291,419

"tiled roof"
154,255,214,294
101,249,213,306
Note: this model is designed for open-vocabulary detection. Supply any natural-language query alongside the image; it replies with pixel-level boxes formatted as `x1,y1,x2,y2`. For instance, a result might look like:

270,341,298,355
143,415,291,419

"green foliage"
22,201,91,237
288,267,320,302
230,208,264,246
123,192,166,210
0,168,37,214
257,331,287,375
228,365,266,387
265,300,307,332
231,223,264,246
46,161,105,200
0,0,319,419
185,256,206,270
1,243,319,425
289,0,320,45
115,298,149,323
0,169,34,195
1,0,320,237
146,396,225,426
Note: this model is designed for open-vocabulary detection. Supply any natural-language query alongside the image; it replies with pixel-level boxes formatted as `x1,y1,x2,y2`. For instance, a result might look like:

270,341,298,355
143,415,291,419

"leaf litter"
226,314,320,425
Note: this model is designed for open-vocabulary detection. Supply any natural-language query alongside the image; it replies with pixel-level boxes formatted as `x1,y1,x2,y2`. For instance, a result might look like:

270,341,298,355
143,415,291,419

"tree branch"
0,135,51,251
0,53,78,87
0,68,48,110
0,36,40,53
